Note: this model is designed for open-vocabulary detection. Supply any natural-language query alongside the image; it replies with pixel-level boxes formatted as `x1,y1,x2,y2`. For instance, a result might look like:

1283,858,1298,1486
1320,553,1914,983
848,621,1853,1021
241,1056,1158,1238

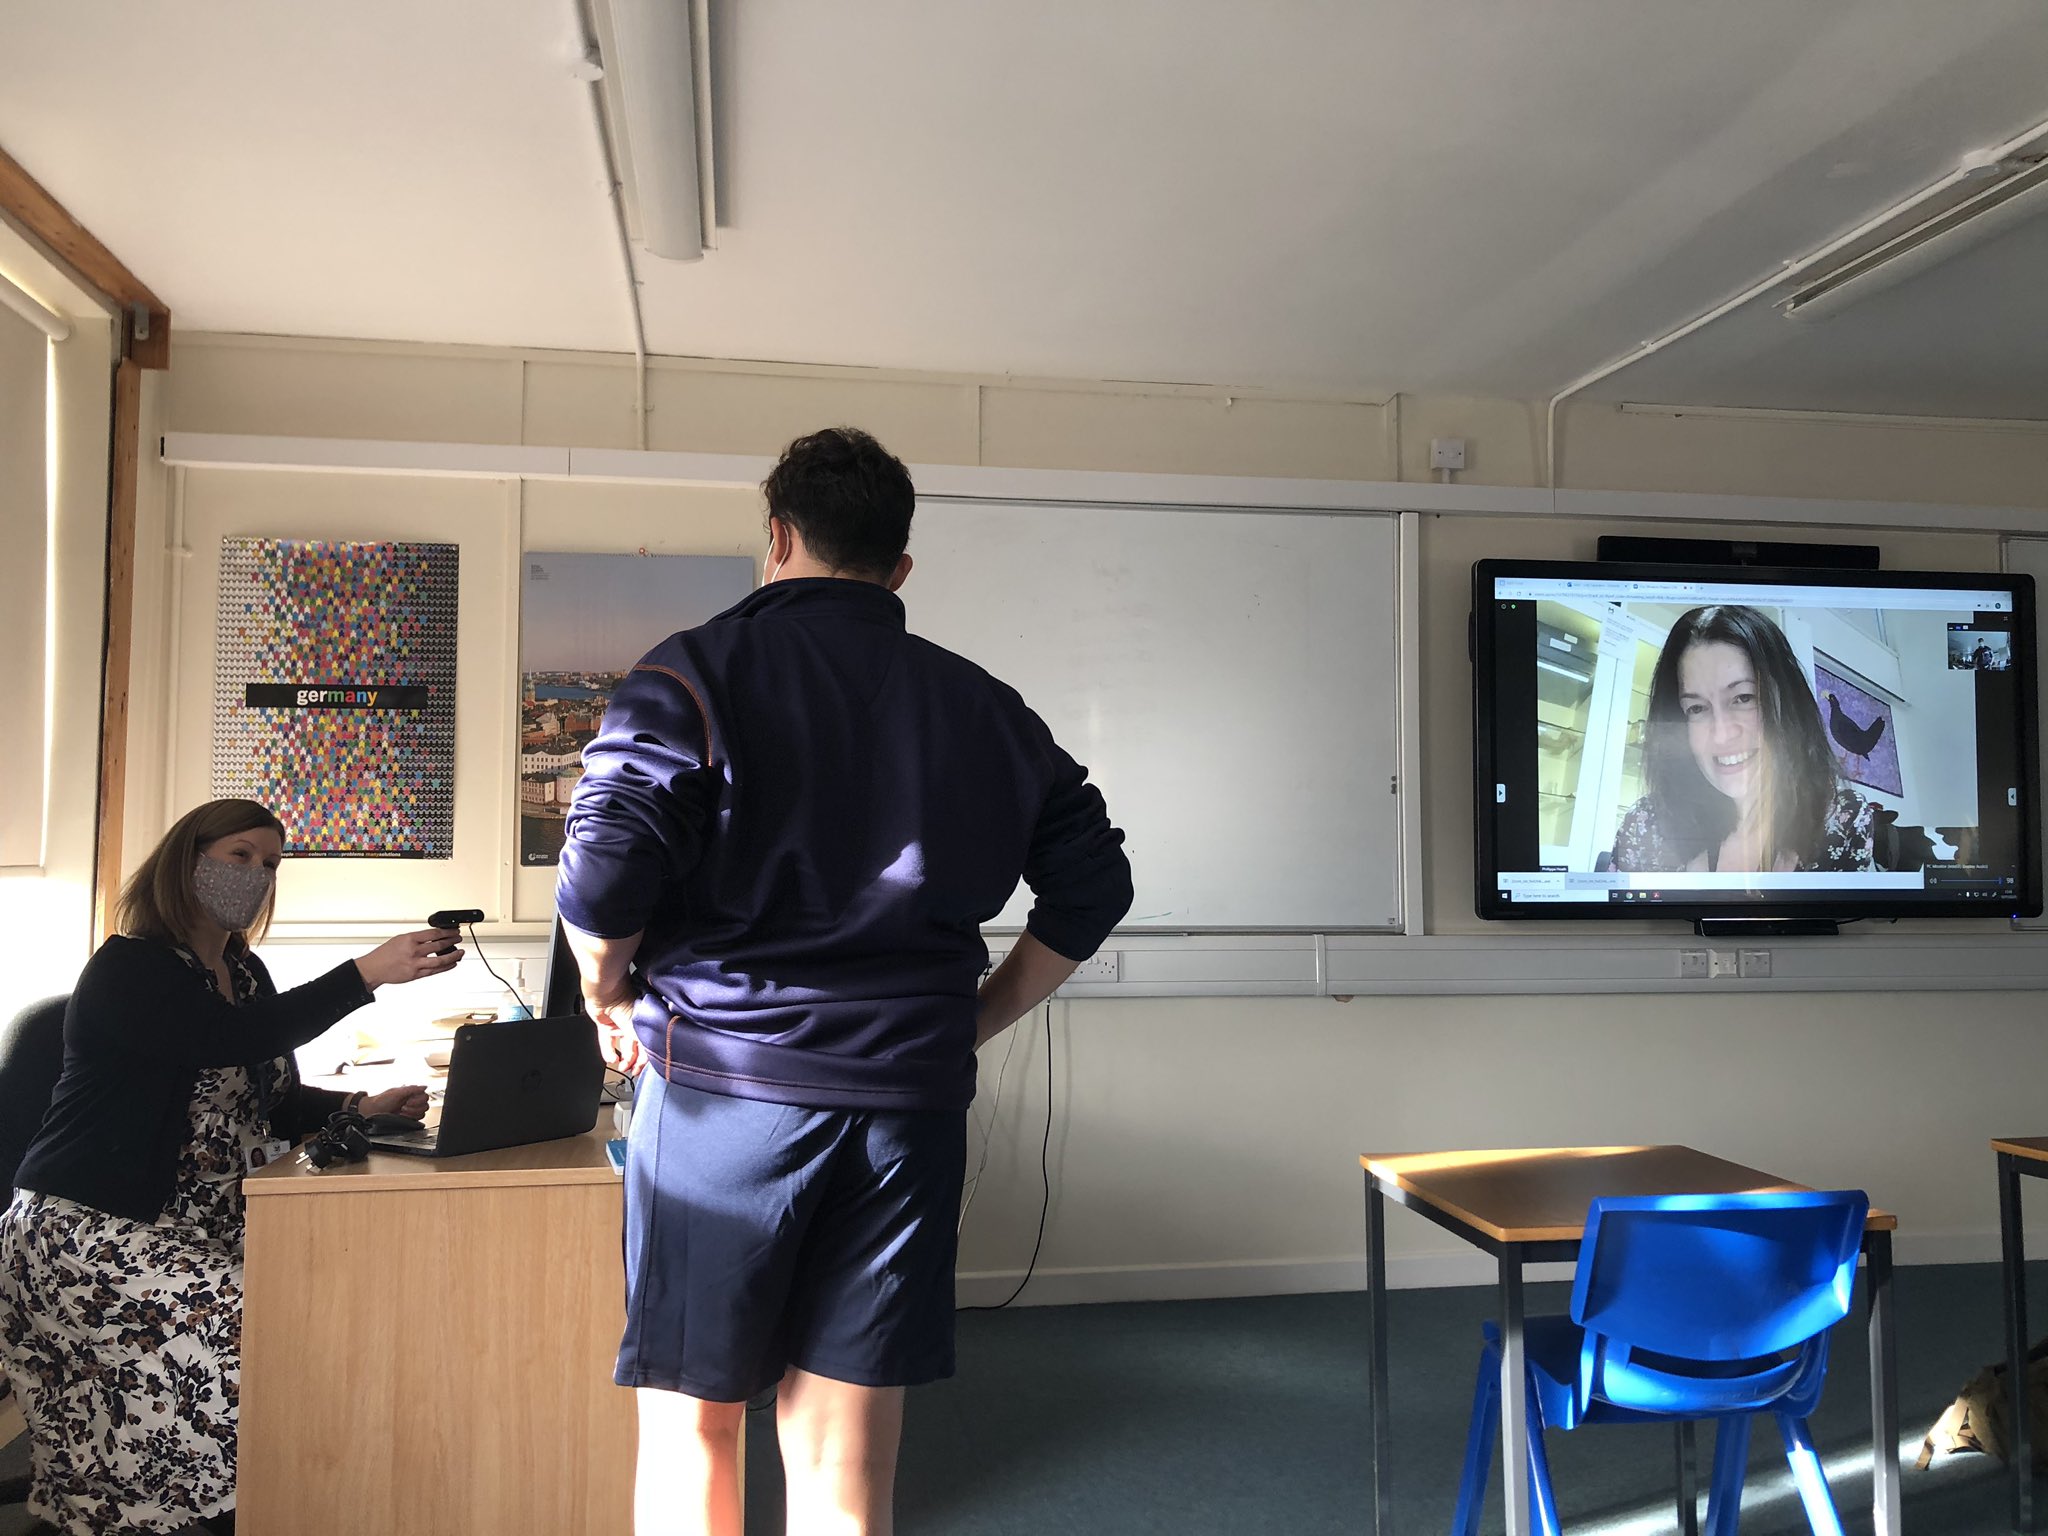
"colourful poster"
518,552,755,866
213,538,459,857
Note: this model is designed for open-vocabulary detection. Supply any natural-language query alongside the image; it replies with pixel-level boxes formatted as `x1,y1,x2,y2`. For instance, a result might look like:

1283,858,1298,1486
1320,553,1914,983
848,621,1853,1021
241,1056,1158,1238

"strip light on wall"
1779,153,2048,323
0,269,70,341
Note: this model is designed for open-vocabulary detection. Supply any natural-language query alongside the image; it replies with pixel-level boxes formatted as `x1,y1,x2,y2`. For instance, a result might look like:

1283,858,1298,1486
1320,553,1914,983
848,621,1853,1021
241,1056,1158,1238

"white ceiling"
3,1,2046,415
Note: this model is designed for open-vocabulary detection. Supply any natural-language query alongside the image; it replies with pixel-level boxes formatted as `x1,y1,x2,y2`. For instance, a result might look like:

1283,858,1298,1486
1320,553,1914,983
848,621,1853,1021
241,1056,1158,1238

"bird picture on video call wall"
1813,661,1903,797
213,538,459,857
518,551,755,867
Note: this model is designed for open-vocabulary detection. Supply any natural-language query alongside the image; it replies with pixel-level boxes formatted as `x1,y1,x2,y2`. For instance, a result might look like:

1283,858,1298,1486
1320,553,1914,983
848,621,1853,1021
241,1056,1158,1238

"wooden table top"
1992,1137,2048,1165
1361,1145,1897,1244
245,1126,620,1198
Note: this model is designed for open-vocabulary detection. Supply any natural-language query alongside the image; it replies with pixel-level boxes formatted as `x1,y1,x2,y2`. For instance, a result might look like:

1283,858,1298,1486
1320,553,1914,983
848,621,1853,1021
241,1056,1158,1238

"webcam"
427,909,484,955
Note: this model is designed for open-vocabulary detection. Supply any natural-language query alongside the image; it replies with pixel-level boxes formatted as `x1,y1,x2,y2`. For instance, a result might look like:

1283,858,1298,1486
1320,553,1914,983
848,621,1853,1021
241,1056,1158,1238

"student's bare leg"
775,1367,905,1536
635,1386,746,1536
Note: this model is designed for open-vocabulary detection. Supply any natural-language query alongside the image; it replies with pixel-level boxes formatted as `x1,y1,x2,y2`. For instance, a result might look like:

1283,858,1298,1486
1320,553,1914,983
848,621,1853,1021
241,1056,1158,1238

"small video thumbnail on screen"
1948,627,2013,672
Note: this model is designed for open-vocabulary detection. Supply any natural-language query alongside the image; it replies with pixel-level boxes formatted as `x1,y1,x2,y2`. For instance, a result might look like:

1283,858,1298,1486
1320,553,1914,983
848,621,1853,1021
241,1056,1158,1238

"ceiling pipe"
572,1,650,450
1543,112,2048,497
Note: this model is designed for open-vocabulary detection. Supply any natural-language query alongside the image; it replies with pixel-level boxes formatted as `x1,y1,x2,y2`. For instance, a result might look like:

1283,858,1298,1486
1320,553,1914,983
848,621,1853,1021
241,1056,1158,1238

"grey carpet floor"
0,1263,2031,1533
743,1263,2029,1535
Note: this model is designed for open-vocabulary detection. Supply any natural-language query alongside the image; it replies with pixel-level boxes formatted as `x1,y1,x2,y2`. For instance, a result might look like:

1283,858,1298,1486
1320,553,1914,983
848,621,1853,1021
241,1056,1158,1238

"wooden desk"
238,1129,634,1535
1992,1136,2048,1533
1360,1146,1901,1536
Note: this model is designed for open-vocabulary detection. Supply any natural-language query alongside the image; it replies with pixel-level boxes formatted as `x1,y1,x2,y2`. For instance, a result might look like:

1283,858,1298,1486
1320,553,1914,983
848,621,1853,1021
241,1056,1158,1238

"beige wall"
142,332,2048,1298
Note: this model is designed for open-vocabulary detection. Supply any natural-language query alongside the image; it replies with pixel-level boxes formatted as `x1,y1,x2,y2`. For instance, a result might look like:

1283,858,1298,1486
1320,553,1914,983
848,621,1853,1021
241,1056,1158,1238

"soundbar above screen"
1473,559,2041,922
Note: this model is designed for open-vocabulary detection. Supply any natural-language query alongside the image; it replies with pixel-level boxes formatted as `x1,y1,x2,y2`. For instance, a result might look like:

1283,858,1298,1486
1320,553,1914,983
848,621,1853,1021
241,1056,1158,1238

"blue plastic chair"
1451,1189,1870,1536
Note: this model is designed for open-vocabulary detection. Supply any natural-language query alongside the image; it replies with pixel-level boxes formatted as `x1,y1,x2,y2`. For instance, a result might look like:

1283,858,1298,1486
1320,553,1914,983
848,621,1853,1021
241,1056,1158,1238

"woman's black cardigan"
13,935,374,1222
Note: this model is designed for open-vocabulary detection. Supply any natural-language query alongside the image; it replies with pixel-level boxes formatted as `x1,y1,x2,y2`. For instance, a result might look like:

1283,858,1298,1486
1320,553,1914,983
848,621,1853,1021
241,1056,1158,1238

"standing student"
557,426,1132,1536
0,797,451,1536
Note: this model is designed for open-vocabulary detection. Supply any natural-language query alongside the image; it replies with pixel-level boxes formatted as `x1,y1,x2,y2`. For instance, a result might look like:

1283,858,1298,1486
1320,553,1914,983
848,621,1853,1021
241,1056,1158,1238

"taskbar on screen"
1493,869,2016,907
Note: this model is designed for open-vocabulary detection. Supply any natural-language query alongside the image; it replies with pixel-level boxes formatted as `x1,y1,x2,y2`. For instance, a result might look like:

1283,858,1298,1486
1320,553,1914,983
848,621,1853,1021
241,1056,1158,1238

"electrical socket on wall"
1066,951,1121,984
1677,949,1710,979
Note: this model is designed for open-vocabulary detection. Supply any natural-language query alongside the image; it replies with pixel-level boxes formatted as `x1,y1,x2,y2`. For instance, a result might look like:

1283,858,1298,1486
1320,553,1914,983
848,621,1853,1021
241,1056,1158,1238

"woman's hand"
358,1085,429,1120
355,930,464,990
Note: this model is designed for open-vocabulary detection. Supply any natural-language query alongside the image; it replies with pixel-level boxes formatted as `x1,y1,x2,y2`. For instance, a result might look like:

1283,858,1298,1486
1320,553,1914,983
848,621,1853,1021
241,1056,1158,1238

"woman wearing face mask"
0,798,458,1536
1611,604,1876,874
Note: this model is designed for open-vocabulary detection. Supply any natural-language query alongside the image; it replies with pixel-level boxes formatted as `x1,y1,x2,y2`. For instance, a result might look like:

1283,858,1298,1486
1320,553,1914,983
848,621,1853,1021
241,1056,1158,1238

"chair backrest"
0,995,68,1191
1571,1189,1870,1362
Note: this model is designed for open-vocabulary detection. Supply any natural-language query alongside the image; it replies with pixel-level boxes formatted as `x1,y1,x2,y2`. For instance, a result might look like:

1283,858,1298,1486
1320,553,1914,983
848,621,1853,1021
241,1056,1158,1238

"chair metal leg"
1705,1415,1752,1536
1523,1380,1563,1536
1674,1420,1700,1536
1451,1343,1501,1536
1777,1412,1847,1536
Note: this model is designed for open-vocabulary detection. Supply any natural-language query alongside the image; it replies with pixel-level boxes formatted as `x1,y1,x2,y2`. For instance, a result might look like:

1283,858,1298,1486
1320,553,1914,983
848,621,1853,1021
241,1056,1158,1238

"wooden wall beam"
0,144,170,368
92,359,143,943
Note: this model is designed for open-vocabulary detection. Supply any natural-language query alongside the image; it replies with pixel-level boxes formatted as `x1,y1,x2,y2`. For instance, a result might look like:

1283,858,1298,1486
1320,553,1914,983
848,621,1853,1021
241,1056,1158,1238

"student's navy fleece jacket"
555,577,1132,1113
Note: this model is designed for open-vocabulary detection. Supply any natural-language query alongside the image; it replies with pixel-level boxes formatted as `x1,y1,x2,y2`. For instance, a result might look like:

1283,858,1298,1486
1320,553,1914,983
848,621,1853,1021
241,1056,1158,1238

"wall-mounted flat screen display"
1473,559,2040,922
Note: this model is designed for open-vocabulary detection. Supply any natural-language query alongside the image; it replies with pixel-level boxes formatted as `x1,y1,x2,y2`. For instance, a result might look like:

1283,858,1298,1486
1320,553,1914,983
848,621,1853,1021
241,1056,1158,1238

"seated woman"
1612,605,1875,874
0,798,460,1536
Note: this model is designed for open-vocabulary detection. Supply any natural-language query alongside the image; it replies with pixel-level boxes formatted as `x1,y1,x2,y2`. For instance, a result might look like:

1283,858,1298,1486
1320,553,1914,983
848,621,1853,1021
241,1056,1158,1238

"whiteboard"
903,499,1402,932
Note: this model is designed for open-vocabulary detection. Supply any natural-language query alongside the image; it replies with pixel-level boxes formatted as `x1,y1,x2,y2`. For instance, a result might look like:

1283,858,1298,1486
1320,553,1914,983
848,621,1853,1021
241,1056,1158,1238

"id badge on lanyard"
244,1137,291,1174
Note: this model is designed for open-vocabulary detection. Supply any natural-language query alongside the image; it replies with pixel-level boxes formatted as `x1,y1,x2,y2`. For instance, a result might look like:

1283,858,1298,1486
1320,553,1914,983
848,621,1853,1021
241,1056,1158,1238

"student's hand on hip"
587,992,645,1075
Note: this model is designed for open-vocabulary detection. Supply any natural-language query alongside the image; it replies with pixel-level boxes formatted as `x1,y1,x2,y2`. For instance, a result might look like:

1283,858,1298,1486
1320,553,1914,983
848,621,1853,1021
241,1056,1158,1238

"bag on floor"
1918,1341,2048,1470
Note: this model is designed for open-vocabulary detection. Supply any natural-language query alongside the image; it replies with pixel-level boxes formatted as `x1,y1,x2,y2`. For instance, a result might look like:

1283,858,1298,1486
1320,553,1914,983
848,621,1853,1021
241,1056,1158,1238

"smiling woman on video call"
0,797,458,1536
1612,604,1877,875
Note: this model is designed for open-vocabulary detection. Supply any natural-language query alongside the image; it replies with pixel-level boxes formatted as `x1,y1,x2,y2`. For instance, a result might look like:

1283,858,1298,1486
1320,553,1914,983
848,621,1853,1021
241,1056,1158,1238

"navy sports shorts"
615,1070,967,1401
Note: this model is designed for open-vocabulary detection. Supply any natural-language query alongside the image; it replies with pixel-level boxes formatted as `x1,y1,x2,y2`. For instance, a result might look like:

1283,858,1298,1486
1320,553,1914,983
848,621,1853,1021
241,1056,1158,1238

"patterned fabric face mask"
192,856,274,931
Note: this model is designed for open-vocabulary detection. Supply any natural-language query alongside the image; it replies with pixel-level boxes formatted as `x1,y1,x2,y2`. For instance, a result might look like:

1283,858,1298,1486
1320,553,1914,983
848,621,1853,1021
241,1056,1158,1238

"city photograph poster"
518,551,755,866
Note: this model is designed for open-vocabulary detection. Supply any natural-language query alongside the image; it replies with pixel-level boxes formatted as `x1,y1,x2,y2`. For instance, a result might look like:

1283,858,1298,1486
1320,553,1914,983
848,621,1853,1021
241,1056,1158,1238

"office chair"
0,995,67,1192
0,994,68,1516
1453,1188,1870,1536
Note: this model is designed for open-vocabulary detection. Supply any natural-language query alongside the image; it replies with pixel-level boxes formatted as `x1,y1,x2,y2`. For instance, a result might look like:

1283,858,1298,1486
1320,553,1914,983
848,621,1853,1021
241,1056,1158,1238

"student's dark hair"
1643,605,1840,866
761,427,915,579
115,798,287,950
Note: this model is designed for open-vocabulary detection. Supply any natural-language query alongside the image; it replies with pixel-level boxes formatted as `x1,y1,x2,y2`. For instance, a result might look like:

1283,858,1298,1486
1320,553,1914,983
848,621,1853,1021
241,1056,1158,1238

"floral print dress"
0,946,296,1534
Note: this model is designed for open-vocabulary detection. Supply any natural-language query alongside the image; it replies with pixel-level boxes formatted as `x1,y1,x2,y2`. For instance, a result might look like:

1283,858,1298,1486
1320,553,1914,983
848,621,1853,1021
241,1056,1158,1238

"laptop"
365,1009,604,1158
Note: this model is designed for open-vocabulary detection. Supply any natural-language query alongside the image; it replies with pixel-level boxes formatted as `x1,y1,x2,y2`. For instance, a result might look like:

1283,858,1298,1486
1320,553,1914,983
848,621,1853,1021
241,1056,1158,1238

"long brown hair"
115,798,287,949
1643,606,1840,868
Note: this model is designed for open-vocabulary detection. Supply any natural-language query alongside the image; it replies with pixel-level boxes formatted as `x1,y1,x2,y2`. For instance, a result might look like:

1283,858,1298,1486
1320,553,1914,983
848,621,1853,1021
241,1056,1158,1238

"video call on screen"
1481,571,2031,912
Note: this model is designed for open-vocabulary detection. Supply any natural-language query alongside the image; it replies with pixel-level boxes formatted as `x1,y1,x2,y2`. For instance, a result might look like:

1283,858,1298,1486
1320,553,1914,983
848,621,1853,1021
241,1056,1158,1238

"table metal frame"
1363,1165,1900,1536
1999,1147,2047,1533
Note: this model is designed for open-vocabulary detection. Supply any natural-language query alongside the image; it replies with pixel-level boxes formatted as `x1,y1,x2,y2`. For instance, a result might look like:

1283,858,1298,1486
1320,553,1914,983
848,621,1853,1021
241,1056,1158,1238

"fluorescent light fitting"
1780,155,2048,322
605,0,710,261
0,271,69,341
